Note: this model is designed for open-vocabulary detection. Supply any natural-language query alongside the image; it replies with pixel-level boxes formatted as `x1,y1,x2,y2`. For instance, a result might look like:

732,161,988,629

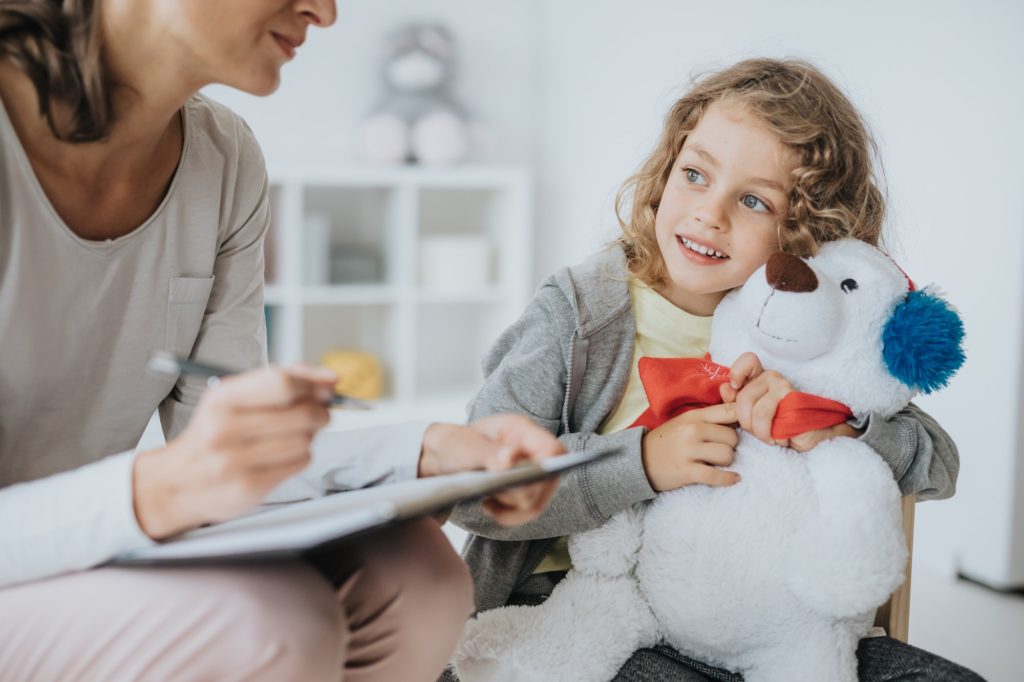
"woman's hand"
418,414,564,527
640,403,740,492
720,352,863,450
132,365,337,540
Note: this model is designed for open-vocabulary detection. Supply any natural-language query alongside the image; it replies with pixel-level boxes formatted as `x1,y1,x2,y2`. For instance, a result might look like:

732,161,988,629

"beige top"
0,93,270,585
533,276,713,574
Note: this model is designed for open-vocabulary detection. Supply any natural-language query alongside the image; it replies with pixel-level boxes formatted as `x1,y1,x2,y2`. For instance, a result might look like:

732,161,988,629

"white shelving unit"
263,165,533,419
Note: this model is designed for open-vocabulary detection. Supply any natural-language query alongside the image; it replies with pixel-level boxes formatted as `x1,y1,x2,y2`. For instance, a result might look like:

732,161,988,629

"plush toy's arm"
785,437,908,619
568,504,646,578
855,402,959,500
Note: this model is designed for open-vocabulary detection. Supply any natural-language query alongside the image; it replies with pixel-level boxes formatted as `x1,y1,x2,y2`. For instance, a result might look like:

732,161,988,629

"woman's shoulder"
183,93,266,174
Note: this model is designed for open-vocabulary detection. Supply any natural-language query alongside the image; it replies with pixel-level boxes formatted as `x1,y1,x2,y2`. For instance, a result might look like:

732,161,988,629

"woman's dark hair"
0,0,114,142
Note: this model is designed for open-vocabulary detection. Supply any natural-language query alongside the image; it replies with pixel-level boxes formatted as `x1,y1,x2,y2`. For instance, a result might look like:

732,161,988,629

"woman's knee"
377,518,474,620
190,564,346,680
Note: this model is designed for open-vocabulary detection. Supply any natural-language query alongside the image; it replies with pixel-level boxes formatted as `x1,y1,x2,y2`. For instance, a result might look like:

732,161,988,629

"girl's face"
653,99,797,316
160,0,337,95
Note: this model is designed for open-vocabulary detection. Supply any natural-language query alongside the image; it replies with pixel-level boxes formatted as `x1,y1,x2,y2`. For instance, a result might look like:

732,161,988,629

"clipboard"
112,447,620,565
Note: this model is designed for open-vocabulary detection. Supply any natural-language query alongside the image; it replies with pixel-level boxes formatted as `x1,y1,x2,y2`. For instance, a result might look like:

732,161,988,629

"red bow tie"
629,356,853,440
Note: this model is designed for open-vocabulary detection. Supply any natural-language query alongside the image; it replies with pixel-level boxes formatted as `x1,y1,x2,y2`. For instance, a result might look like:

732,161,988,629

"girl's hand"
780,423,864,452
719,352,793,445
721,352,864,450
419,414,563,527
133,365,336,540
641,403,741,492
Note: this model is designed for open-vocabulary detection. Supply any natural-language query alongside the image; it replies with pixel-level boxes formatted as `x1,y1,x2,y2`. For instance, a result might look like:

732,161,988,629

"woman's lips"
272,33,298,59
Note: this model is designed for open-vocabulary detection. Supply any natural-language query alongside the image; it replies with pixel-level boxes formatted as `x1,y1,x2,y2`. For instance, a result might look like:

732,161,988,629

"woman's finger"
207,367,325,410
228,400,330,441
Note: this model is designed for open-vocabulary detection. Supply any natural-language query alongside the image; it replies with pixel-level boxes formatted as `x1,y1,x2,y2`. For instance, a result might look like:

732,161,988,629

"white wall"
205,0,541,169
214,0,1024,586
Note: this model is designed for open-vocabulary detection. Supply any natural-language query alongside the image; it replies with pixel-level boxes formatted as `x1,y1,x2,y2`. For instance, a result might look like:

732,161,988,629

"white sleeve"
264,422,431,503
0,451,154,588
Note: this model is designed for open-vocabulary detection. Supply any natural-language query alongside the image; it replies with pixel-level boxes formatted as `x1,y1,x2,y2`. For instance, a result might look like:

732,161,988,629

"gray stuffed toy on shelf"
360,23,484,165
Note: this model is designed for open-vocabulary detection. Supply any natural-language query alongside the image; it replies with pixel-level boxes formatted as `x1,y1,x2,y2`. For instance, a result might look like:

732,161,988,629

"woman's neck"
0,0,207,188
0,62,184,190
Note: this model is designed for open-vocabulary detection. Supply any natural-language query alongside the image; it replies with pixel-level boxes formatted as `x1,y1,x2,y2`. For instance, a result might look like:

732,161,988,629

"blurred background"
185,0,1022,677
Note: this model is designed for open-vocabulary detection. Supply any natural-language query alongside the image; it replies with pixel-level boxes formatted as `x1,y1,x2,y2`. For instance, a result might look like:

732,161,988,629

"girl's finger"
689,464,741,488
698,423,740,447
750,386,792,444
735,380,771,431
691,442,736,468
684,402,738,426
729,352,763,390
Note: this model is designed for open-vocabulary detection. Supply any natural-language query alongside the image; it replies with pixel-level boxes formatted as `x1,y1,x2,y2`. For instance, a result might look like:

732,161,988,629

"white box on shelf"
419,235,492,290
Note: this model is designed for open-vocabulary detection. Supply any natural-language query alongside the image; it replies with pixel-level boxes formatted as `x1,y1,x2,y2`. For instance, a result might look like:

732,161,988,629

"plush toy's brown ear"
882,289,965,393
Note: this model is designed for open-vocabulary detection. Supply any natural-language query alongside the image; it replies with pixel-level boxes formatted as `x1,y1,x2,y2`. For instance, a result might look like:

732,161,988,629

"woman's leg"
857,636,984,681
0,562,346,681
311,517,475,682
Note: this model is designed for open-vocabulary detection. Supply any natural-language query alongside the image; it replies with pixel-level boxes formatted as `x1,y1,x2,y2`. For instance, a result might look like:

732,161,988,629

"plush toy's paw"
453,605,547,682
453,572,658,682
360,113,410,163
413,110,469,164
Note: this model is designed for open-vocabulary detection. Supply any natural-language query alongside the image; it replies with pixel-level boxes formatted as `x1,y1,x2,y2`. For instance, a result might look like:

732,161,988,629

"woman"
0,1,560,679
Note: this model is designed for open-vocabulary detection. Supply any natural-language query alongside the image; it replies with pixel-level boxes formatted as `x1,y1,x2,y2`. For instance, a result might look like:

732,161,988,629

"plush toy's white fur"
453,239,939,682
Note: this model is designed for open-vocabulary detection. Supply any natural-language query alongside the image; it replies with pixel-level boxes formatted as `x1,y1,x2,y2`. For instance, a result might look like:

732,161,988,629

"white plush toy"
454,239,965,682
360,23,483,165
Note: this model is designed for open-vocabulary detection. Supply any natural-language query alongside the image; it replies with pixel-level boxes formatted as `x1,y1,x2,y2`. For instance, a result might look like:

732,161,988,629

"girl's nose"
295,0,337,27
693,194,729,232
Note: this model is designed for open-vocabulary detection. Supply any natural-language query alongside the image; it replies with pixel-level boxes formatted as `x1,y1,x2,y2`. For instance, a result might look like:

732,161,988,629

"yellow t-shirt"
532,277,713,574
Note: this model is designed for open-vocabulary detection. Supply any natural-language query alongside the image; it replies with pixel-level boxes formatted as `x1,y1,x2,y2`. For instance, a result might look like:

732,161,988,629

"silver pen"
147,350,373,410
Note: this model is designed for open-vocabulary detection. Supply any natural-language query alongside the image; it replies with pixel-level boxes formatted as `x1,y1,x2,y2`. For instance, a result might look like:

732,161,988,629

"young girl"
447,59,981,680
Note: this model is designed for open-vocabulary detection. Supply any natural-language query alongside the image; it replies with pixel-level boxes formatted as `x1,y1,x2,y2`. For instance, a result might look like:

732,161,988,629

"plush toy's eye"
840,279,858,293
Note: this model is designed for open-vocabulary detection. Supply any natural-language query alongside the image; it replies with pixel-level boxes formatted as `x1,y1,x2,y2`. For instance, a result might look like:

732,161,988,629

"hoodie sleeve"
447,281,657,540
853,402,959,500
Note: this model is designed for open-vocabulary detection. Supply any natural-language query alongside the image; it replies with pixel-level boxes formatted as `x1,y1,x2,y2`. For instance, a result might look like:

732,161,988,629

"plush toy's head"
382,23,454,94
710,239,965,418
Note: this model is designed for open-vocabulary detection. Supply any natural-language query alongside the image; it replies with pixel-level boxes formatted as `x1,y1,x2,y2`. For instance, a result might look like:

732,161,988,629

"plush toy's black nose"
766,252,818,293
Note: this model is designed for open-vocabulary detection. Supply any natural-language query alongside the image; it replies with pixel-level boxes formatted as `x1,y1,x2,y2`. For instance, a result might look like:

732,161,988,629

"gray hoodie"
450,245,959,613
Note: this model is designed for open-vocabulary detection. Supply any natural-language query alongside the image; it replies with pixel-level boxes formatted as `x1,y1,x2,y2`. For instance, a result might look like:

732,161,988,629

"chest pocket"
165,276,215,357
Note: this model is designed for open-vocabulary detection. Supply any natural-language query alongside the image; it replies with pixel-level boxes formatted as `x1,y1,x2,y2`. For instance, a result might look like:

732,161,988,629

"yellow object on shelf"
320,350,384,400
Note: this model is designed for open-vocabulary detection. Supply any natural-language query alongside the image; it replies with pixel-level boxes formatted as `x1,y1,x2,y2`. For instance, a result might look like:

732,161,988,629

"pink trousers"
0,518,473,681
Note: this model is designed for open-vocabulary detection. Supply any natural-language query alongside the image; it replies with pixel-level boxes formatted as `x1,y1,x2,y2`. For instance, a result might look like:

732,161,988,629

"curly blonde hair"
617,58,886,288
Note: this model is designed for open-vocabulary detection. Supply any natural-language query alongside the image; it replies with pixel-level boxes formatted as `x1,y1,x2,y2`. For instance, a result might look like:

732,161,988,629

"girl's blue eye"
742,194,769,213
684,168,706,185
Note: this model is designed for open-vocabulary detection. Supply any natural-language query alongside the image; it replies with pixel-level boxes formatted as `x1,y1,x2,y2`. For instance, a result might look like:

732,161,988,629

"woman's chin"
230,69,282,97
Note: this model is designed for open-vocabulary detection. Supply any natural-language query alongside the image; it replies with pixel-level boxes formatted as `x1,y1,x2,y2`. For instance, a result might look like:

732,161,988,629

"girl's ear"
882,288,966,394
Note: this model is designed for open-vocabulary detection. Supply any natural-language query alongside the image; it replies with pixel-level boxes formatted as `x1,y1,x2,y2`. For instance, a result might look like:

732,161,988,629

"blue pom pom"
882,290,965,393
